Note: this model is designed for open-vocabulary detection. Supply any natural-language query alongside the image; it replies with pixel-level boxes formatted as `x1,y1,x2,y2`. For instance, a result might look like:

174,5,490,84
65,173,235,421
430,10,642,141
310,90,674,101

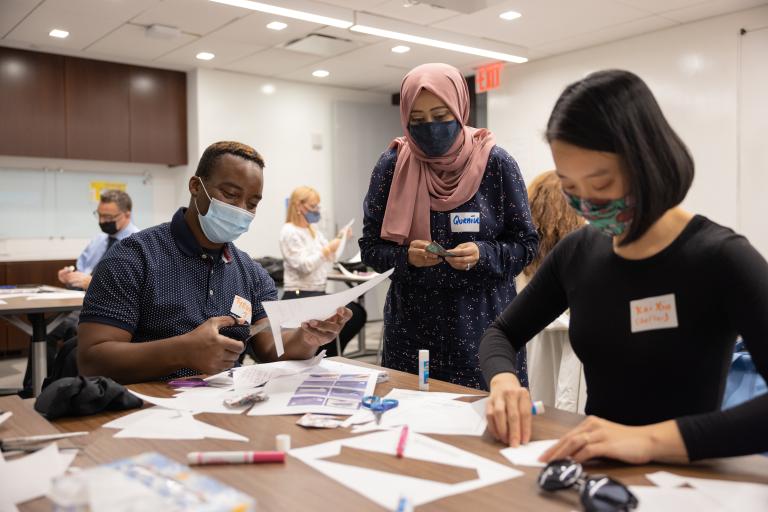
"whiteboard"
738,27,768,258
0,168,153,239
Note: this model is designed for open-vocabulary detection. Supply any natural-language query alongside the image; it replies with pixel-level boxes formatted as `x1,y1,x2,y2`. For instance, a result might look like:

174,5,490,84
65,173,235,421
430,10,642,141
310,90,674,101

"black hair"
195,141,265,180
546,69,694,245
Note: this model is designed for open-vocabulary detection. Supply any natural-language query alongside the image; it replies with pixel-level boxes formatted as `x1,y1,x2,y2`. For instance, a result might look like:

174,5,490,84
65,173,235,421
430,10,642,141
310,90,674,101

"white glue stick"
418,349,429,391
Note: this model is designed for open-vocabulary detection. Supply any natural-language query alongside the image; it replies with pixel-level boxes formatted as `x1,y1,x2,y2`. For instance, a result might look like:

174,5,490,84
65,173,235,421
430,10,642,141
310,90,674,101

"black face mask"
408,120,461,157
99,221,118,235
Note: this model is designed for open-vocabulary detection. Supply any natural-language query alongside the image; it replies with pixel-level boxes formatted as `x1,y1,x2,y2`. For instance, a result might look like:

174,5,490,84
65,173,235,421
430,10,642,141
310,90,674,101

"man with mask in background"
58,189,139,290
77,141,352,382
19,190,141,396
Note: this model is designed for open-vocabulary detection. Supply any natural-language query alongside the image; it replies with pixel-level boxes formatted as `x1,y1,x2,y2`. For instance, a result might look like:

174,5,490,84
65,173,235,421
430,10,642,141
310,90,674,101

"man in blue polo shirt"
77,141,351,383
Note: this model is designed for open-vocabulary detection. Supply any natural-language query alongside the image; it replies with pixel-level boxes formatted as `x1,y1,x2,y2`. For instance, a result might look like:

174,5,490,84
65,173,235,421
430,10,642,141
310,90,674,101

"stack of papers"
47,452,255,512
343,389,488,436
247,359,382,416
0,443,77,510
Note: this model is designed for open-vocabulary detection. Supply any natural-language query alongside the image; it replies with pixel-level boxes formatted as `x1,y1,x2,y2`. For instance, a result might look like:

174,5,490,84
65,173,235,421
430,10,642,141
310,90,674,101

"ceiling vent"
282,33,357,57
145,24,181,39
410,0,506,15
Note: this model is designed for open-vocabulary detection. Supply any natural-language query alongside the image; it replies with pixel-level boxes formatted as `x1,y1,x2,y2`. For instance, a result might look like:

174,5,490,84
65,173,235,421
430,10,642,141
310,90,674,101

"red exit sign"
475,62,504,93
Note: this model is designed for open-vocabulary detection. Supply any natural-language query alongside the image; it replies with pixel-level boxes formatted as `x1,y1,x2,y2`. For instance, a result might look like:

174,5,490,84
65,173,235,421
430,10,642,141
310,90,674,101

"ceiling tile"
157,34,263,65
362,0,463,25
432,0,650,47
86,23,197,60
131,0,245,35
0,0,42,38
274,39,490,90
223,47,325,76
659,0,768,22
313,0,388,9
209,10,322,46
527,14,678,59
615,0,713,14
6,0,159,50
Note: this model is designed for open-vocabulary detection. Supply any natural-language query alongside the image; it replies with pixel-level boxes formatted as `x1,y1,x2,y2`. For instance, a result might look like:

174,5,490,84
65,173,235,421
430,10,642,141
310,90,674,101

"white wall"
488,5,768,246
191,68,392,258
0,155,188,262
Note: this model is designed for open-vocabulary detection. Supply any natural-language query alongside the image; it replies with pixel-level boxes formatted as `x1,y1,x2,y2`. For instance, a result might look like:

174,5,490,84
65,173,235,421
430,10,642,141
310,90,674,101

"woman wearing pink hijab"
360,63,538,389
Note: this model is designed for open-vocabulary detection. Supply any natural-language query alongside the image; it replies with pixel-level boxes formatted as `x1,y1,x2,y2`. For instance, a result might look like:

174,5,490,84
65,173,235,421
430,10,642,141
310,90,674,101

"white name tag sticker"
231,295,252,323
450,212,480,232
630,293,678,333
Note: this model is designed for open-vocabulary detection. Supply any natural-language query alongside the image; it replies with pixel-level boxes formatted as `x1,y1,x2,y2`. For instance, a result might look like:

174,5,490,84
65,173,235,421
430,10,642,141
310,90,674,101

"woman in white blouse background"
279,186,367,356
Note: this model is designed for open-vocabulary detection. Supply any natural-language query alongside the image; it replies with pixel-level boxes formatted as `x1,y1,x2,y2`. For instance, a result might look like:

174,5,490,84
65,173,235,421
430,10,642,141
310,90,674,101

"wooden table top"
5,358,768,511
0,286,83,315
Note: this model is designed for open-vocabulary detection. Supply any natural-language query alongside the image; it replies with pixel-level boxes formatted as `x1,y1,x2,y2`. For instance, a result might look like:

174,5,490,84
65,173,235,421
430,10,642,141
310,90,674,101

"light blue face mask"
194,177,255,243
304,210,321,224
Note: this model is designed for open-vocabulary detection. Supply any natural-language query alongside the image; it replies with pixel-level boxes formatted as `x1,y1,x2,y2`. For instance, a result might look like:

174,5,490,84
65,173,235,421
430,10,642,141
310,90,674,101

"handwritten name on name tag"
630,293,678,333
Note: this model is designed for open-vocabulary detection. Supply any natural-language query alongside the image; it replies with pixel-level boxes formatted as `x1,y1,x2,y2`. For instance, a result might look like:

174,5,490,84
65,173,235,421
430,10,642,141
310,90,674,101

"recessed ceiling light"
49,29,69,39
196,52,215,61
266,21,287,30
499,10,522,21
391,45,410,54
261,84,276,94
312,69,329,78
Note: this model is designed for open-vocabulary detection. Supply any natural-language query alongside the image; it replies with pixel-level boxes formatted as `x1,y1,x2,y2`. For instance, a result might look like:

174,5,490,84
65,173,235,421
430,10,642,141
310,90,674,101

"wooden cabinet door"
65,57,131,161
0,48,66,158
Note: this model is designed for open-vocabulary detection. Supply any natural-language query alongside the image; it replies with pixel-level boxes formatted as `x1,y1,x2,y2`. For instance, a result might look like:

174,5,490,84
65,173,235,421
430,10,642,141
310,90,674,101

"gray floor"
0,321,384,389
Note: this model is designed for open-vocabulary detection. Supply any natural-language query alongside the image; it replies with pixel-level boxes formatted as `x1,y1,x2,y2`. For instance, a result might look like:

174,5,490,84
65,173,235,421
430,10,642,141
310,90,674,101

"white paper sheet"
26,291,85,301
107,409,247,442
230,351,326,390
290,430,523,510
645,471,768,511
0,443,76,506
0,411,12,426
128,389,251,415
0,299,6,305
630,486,722,511
247,359,380,416
499,439,558,467
334,219,355,261
343,389,488,436
263,268,393,356
337,263,379,281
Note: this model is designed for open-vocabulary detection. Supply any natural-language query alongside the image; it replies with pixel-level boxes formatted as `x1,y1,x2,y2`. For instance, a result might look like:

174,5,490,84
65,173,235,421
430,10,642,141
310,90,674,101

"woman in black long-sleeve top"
480,69,768,464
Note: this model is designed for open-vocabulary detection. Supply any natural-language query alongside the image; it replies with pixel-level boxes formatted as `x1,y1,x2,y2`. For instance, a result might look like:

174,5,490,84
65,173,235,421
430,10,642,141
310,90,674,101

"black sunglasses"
538,459,638,512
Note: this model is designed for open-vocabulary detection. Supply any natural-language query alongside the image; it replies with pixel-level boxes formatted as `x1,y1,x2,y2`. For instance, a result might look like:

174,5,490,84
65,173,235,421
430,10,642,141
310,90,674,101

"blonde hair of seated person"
286,186,321,238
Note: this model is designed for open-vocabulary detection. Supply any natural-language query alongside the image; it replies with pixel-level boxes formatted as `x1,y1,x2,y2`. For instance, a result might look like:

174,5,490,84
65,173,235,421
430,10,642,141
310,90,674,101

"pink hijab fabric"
380,63,496,245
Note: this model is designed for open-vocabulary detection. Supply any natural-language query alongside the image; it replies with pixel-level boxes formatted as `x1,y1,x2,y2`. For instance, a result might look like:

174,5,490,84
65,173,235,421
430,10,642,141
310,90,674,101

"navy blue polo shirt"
80,207,277,379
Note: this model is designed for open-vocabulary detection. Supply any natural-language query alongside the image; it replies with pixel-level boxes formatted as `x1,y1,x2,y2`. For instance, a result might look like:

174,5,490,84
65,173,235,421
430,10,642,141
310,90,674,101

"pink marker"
396,425,409,458
187,451,285,465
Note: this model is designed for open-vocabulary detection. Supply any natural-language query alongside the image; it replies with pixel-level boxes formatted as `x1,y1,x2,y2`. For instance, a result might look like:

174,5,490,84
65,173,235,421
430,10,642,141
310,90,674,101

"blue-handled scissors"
361,395,399,425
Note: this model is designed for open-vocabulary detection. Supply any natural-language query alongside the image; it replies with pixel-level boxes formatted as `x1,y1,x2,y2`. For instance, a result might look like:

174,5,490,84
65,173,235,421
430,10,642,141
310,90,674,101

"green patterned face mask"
564,192,635,237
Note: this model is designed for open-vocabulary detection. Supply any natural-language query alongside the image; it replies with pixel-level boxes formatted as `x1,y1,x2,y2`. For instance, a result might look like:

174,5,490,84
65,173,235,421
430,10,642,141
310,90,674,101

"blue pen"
395,496,413,512
531,400,545,415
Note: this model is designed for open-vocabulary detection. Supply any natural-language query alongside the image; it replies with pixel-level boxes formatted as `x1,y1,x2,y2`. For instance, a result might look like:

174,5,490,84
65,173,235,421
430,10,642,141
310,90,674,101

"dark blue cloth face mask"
409,120,461,157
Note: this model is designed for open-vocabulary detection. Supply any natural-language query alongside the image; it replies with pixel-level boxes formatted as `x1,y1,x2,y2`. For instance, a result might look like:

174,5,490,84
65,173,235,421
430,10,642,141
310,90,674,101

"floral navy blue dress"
360,145,538,389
